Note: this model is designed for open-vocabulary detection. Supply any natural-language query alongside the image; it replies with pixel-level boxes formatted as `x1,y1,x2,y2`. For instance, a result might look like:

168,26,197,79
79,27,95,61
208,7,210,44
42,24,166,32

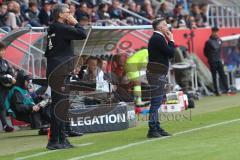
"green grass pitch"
0,94,240,160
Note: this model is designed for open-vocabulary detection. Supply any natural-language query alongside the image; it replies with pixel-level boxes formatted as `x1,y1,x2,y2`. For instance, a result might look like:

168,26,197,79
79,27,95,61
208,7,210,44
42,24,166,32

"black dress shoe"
62,139,74,149
147,131,162,138
4,125,14,132
38,128,48,135
158,129,171,136
46,141,64,150
66,130,84,137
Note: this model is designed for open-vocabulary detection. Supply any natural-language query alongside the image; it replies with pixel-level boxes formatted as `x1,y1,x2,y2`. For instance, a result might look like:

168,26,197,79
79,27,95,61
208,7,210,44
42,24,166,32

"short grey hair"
52,4,69,22
152,18,165,30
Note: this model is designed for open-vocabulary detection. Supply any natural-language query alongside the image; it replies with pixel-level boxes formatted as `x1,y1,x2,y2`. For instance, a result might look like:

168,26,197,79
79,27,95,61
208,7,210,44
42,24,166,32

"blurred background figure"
38,0,52,26
25,1,41,27
0,42,15,132
204,27,229,96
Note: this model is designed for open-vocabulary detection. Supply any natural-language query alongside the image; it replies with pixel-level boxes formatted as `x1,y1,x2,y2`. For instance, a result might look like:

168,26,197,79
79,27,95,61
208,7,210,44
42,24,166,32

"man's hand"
111,85,117,91
12,77,16,84
164,30,174,41
32,105,40,112
66,15,78,26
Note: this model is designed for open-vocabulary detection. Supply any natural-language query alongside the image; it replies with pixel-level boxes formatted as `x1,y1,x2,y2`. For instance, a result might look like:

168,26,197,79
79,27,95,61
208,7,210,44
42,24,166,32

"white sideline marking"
68,118,240,160
15,143,93,160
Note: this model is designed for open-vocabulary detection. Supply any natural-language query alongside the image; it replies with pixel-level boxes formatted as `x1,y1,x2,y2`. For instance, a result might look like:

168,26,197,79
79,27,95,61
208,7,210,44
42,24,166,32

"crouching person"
5,70,49,132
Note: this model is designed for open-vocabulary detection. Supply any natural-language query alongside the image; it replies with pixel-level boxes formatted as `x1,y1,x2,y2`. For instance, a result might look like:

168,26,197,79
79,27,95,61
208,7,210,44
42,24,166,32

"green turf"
86,122,240,160
0,94,240,160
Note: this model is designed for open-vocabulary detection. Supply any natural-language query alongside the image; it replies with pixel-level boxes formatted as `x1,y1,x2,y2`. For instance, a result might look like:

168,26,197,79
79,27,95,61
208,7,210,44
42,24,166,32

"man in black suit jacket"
147,18,175,138
204,27,229,96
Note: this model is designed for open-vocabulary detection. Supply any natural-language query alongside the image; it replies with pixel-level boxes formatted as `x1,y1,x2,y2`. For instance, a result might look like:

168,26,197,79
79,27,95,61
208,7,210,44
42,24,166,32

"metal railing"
92,19,151,56
95,19,150,43
0,27,46,55
0,27,47,78
207,5,240,27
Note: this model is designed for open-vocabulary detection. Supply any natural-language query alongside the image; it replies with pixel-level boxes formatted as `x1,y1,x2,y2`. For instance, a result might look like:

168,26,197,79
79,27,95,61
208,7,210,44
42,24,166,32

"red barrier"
174,27,240,65
0,33,42,65
2,27,240,68
119,27,240,65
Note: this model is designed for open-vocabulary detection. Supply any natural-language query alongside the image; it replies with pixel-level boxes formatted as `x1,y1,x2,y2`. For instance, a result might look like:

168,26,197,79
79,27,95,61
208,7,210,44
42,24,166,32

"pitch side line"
15,143,94,160
68,118,240,160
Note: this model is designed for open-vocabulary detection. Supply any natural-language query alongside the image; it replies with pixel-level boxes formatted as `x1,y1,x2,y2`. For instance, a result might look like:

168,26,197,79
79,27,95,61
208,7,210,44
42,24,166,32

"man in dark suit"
204,27,229,96
147,18,175,138
45,4,86,150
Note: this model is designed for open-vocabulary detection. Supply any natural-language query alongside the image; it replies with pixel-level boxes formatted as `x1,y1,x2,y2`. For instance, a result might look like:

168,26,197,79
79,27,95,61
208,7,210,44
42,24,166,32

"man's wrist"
74,23,80,27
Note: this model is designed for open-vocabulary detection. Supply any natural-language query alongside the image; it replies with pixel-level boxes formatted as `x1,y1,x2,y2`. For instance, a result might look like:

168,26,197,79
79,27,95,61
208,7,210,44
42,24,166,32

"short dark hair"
0,42,6,50
29,2,37,8
99,3,108,11
152,18,165,30
211,26,219,32
86,56,98,63
79,16,89,22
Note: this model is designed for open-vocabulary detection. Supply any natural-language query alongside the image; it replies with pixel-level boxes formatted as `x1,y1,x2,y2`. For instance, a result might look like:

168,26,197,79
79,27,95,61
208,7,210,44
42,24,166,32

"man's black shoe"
147,131,162,138
62,139,74,149
38,128,48,135
158,129,171,136
66,130,84,137
4,125,14,132
46,141,64,150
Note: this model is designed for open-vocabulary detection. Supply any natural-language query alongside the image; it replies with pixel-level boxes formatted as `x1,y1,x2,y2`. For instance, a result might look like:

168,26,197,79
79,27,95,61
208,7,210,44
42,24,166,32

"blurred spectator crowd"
0,0,210,32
